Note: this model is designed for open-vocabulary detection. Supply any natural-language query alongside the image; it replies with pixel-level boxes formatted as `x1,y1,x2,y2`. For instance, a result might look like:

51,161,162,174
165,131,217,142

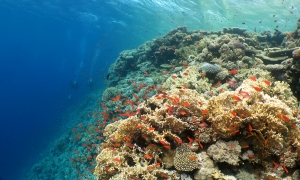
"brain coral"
174,144,200,171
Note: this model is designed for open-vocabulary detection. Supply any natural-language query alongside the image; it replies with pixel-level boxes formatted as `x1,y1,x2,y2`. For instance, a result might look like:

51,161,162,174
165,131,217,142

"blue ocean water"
0,0,299,180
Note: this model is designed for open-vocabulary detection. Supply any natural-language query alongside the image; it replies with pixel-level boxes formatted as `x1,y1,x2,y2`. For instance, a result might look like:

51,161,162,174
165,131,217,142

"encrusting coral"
94,76,300,179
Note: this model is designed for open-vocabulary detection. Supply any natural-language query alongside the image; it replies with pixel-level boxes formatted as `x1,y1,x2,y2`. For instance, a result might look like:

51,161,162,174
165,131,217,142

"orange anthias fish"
144,154,152,159
201,109,209,114
182,101,190,107
249,76,257,81
111,94,121,102
233,95,242,101
189,156,197,161
215,81,221,87
230,111,237,117
263,79,271,86
180,111,187,115
167,105,172,115
113,158,121,163
228,69,238,74
252,86,262,92
179,89,185,93
187,136,194,142
248,124,253,132
239,91,250,98
148,127,155,131
282,115,290,121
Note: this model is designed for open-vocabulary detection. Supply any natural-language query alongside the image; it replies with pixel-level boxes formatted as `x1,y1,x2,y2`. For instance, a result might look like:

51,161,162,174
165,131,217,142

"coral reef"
26,19,300,180
93,21,300,179
94,78,300,179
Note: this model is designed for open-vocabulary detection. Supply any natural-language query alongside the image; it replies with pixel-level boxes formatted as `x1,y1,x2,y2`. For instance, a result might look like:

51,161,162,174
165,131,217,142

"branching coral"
94,88,209,179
